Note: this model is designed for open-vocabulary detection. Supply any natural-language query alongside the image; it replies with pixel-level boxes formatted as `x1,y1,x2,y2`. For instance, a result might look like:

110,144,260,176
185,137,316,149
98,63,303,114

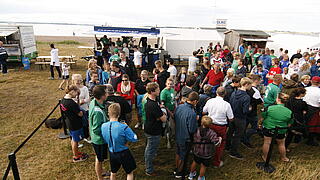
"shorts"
193,155,211,167
263,128,286,139
110,149,136,174
92,143,108,162
62,75,69,80
69,128,84,142
176,142,192,161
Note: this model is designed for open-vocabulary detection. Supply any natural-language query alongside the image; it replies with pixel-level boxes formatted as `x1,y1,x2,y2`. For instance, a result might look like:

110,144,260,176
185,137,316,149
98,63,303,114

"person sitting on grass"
101,103,138,180
58,58,70,90
188,116,222,180
261,93,292,162
89,85,110,180
60,85,89,162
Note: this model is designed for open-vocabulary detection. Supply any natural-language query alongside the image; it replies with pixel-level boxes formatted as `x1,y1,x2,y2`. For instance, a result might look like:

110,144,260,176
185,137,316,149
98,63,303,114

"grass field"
1,41,320,180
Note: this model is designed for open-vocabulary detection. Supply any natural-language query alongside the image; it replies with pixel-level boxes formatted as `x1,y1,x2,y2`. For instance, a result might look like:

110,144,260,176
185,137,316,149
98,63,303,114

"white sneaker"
78,143,84,148
213,161,224,168
134,122,141,129
83,138,92,144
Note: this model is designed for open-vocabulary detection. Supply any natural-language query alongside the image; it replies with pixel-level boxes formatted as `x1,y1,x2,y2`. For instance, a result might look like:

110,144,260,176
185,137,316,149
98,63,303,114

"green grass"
1,43,320,180
36,40,81,45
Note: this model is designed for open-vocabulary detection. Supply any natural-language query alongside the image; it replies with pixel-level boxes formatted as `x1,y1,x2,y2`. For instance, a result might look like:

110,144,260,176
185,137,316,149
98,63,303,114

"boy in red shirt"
267,58,282,84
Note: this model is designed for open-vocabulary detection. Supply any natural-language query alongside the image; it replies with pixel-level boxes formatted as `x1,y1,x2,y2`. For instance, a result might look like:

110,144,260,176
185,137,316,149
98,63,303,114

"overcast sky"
1,0,319,32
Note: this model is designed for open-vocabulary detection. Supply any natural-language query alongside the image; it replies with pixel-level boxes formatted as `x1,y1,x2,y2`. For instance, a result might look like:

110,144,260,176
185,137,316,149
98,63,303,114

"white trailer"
0,25,37,62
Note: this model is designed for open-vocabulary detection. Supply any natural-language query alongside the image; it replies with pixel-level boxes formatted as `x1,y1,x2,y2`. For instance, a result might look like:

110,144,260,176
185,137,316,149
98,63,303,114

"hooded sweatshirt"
230,89,250,120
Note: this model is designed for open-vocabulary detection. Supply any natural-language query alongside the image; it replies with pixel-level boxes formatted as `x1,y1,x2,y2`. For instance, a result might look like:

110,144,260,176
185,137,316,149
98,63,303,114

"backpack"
45,117,63,129
193,128,215,158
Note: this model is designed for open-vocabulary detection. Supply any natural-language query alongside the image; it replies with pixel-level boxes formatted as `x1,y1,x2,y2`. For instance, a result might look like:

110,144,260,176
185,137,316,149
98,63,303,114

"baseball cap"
114,48,119,53
311,76,320,83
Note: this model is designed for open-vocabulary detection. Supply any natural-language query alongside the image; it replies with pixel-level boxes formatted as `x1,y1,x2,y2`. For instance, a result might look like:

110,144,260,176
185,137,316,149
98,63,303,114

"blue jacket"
259,55,272,70
230,89,250,120
310,65,320,77
86,68,103,86
175,102,197,144
101,121,138,153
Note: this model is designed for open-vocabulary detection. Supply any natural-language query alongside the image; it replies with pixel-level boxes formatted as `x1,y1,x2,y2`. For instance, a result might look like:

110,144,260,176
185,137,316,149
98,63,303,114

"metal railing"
2,101,61,180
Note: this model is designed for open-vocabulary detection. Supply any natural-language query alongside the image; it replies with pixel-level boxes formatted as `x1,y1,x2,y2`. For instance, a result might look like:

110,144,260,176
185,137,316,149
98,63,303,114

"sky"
1,0,320,32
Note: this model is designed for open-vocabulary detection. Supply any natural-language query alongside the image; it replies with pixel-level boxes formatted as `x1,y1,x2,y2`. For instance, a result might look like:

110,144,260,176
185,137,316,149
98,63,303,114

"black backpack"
45,117,63,129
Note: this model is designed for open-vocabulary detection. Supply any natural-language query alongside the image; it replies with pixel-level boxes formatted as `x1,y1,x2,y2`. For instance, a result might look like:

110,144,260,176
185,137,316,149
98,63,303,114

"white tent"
160,28,223,59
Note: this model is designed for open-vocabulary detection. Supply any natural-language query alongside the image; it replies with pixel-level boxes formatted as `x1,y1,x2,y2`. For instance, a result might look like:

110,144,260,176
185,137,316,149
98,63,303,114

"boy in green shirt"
89,85,110,180
160,78,176,112
264,74,282,108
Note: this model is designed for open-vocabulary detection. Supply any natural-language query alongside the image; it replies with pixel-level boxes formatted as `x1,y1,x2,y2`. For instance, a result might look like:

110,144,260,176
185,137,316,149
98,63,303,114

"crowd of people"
56,40,320,180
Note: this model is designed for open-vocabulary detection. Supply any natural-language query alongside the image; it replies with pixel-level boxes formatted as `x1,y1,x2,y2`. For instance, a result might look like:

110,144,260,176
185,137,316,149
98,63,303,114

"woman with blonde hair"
85,59,102,86
223,68,234,87
298,75,311,88
72,74,91,140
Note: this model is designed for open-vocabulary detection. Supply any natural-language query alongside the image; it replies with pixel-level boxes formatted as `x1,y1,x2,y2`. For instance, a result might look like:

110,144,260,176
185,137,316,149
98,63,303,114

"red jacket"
117,82,135,104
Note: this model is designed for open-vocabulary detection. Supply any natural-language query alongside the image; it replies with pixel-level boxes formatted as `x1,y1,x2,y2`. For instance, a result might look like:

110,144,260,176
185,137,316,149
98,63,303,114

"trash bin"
22,57,30,70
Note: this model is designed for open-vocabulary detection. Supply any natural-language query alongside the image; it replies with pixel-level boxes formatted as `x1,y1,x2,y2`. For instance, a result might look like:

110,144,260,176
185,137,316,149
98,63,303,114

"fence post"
8,153,20,180
256,127,278,173
58,99,70,139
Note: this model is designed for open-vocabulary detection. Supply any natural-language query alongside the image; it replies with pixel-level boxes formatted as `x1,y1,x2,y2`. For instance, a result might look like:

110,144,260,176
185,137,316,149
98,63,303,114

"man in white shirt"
133,45,142,68
303,76,320,146
202,87,234,168
188,51,199,74
49,44,62,80
122,43,130,57
298,52,310,68
166,58,177,82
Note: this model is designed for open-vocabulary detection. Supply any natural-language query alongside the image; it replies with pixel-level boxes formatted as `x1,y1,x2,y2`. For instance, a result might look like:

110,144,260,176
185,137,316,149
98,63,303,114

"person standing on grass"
144,82,167,176
58,58,70,90
174,92,199,178
133,45,142,69
89,85,110,180
264,74,282,108
134,70,151,129
261,93,292,162
49,44,62,80
188,51,199,74
226,77,252,160
72,74,91,141
60,85,89,162
101,103,138,180
242,74,263,148
188,116,222,180
303,76,320,146
0,41,8,74
201,63,224,95
203,87,234,168
155,60,170,91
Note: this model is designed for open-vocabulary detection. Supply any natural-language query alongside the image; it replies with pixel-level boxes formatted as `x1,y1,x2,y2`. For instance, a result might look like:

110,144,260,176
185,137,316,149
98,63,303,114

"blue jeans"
144,133,161,174
137,94,145,117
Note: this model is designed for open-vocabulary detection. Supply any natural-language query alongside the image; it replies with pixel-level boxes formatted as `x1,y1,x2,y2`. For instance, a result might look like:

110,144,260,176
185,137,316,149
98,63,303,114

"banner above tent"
93,26,160,36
